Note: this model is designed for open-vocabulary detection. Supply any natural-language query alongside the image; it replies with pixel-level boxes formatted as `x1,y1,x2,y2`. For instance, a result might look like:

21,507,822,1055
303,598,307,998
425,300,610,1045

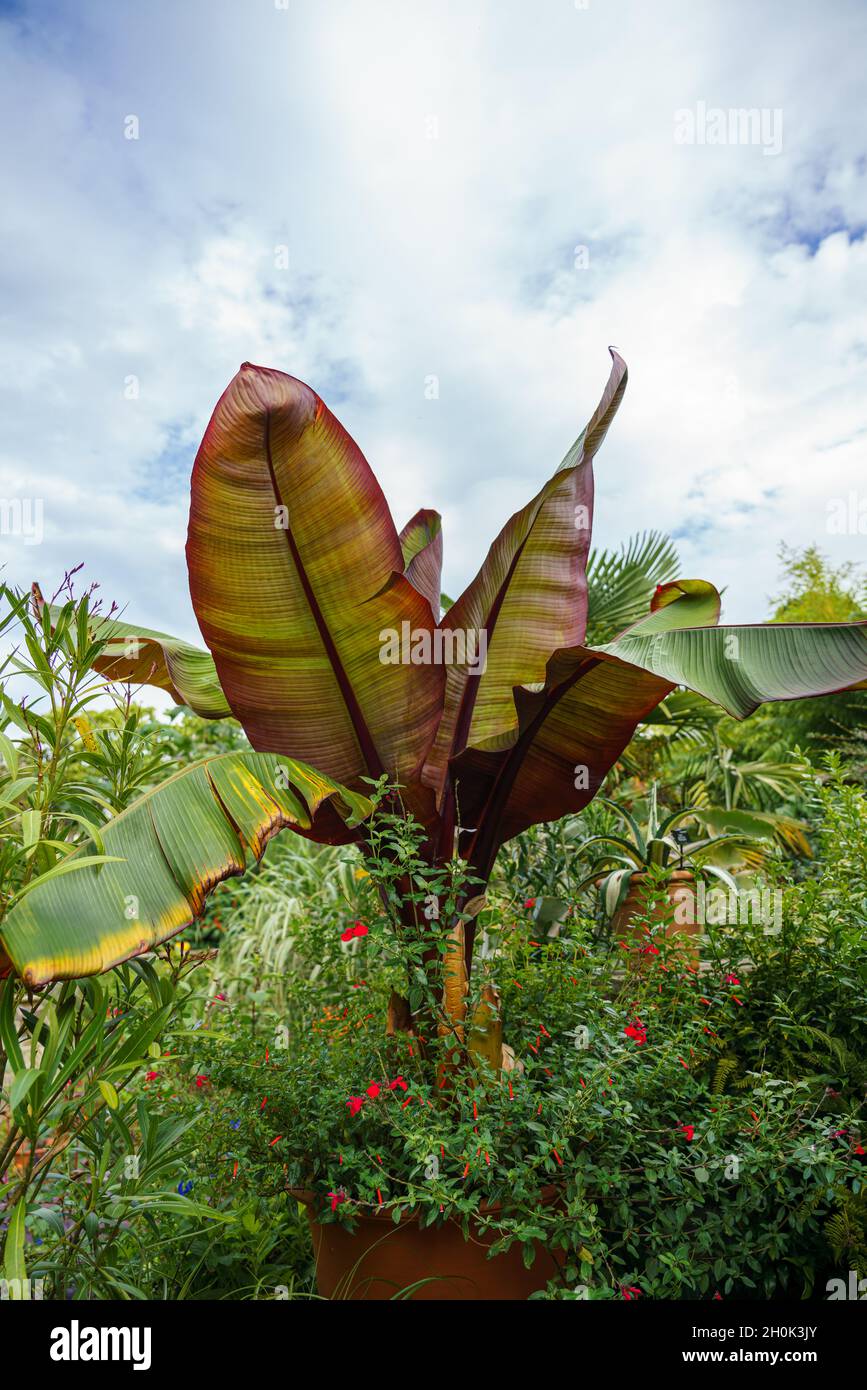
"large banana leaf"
35,590,231,720
461,582,867,874
423,349,627,803
0,752,371,986
186,363,443,811
459,582,721,870
599,618,867,717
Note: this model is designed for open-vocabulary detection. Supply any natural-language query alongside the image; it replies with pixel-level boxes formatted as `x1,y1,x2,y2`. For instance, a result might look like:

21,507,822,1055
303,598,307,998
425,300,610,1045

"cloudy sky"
2,0,866,683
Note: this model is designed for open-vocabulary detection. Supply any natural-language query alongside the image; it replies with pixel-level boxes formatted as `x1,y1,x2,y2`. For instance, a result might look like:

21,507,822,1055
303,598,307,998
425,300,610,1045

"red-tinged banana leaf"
459,581,721,873
462,582,867,876
423,348,627,808
399,509,443,617
34,588,231,720
0,752,371,986
186,364,443,814
598,616,867,718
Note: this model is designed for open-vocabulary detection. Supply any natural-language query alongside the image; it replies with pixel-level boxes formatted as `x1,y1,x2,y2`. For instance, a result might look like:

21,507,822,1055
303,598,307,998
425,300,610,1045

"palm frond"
585,530,680,644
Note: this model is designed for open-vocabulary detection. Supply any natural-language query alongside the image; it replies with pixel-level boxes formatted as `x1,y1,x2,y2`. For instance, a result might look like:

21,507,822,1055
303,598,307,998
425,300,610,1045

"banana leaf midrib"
260,407,387,780
440,350,627,781
463,654,609,876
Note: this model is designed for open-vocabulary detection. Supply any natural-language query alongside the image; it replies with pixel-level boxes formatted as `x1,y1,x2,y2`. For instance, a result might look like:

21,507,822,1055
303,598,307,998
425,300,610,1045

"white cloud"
1,0,866,657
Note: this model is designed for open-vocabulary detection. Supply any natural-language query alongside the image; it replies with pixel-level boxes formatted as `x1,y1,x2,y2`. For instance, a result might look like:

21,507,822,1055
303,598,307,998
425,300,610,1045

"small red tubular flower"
388,1075,408,1091
341,921,369,942
366,1082,381,1099
195,1074,208,1088
624,1022,647,1046
346,1096,365,1116
145,1070,159,1081
724,973,740,985
328,1190,346,1213
524,898,536,910
678,1123,695,1142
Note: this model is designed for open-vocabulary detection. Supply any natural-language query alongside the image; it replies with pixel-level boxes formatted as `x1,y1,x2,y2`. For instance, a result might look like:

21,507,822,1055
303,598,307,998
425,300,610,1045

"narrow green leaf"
10,1068,40,1113
98,1079,119,1110
2,1201,26,1286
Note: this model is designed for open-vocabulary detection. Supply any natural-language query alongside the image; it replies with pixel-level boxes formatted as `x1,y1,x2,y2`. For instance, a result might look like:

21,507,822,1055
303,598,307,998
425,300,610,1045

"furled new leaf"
399,509,443,618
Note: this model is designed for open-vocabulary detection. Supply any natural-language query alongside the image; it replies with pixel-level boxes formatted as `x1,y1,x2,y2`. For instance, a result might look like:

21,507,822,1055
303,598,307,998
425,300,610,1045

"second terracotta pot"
611,869,699,961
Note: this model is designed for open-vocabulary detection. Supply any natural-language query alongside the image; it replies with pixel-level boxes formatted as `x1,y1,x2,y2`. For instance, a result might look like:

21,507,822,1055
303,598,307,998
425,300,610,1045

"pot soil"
611,869,699,963
293,1188,564,1300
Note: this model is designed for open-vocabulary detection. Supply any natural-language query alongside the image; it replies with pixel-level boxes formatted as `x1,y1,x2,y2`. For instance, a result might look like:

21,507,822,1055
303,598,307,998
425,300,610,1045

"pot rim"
626,868,696,883
289,1182,562,1225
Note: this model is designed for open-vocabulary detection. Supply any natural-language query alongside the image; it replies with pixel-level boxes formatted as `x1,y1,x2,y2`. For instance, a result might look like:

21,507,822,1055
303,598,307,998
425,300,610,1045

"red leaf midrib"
261,408,386,780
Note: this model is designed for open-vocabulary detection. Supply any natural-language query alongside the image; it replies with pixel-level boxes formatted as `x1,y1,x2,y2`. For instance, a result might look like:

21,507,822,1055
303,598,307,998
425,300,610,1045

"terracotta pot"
611,869,699,962
293,1188,565,1300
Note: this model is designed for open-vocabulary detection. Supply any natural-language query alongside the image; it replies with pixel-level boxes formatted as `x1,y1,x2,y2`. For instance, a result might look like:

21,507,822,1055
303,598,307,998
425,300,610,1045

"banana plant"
4,350,867,1048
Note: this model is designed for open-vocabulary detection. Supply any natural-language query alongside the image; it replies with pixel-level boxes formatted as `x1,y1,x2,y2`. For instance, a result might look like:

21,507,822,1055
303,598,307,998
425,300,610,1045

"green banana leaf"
0,752,371,985
36,590,231,720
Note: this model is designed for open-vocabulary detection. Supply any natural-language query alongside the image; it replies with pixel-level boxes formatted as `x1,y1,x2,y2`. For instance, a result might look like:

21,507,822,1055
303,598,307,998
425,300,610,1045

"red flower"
346,1096,365,1116
388,1076,408,1092
341,920,369,942
621,1285,642,1299
524,898,536,910
642,943,659,956
195,1074,208,1088
624,1022,647,1046
678,1123,695,1142
366,1082,381,1099
145,1070,159,1081
724,973,740,985
328,1190,346,1213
